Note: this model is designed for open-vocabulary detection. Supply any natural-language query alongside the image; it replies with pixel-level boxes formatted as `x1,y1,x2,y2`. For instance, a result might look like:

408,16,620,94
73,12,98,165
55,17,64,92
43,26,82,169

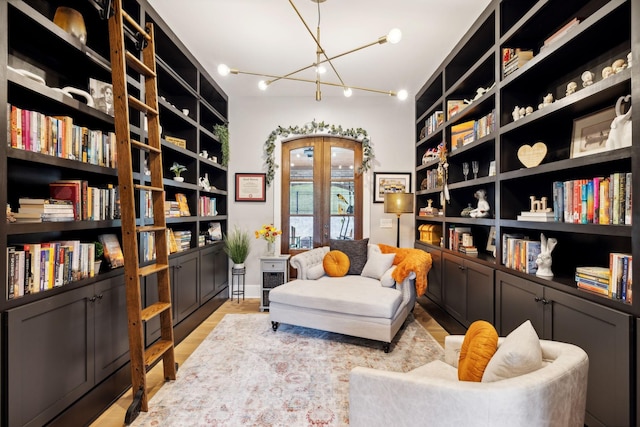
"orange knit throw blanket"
378,244,432,296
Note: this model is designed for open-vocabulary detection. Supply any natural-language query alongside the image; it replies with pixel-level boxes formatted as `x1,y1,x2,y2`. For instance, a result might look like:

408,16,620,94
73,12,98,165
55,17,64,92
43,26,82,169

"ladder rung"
137,225,166,233
122,11,151,42
135,184,164,192
131,139,161,154
126,51,156,77
129,95,158,116
145,339,173,370
139,263,169,278
141,302,171,322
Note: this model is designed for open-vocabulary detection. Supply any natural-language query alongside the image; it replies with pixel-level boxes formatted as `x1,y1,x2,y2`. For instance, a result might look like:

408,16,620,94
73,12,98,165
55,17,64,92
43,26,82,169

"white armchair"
349,335,589,427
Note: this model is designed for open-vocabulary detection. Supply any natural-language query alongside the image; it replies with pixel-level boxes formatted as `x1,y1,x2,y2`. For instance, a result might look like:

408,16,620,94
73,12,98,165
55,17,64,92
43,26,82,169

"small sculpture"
628,52,632,68
602,66,613,79
538,93,554,110
612,59,626,73
581,70,595,87
461,203,474,217
529,195,551,212
469,189,490,218
525,106,534,115
200,150,208,158
512,106,521,122
198,173,211,192
566,81,578,96
519,107,526,118
535,233,558,278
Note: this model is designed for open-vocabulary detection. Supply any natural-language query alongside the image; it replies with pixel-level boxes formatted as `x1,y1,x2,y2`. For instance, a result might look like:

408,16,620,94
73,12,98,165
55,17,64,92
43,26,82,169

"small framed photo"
373,172,412,203
486,226,496,255
570,107,616,158
488,160,496,176
89,78,114,116
235,173,266,202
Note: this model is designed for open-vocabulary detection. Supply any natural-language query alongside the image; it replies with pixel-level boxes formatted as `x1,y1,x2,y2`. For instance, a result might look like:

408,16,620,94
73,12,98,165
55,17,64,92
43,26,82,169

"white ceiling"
147,0,492,100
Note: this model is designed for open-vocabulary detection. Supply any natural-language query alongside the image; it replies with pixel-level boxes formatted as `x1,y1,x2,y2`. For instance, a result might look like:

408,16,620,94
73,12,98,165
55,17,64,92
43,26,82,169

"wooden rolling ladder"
105,0,176,423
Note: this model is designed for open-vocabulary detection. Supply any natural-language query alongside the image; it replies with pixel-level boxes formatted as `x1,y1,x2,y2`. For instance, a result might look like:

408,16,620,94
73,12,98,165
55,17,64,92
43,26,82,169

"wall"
227,95,414,297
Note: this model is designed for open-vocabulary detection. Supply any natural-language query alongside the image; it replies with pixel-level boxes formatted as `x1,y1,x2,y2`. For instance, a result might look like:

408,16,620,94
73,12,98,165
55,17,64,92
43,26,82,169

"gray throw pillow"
329,238,369,275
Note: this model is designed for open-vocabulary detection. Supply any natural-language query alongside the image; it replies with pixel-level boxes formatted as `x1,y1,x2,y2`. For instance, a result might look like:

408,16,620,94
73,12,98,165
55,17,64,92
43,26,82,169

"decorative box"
419,224,442,245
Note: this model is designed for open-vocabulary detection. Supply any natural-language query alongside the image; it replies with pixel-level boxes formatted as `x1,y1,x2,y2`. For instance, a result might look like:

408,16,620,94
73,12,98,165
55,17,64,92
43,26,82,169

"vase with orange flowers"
255,224,282,255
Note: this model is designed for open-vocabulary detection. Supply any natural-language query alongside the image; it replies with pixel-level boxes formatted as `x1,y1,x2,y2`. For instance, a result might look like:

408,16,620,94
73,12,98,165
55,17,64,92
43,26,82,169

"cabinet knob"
458,265,466,271
89,296,97,302
541,298,550,305
534,296,542,302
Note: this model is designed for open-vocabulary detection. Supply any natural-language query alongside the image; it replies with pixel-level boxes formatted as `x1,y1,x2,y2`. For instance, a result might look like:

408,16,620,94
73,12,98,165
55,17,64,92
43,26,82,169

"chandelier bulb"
397,89,408,100
217,64,231,76
387,28,402,44
343,87,353,97
258,80,269,91
316,65,327,74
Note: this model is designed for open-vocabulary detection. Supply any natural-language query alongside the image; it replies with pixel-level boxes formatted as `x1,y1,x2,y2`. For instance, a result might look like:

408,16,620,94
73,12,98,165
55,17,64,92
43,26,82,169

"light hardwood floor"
90,298,448,426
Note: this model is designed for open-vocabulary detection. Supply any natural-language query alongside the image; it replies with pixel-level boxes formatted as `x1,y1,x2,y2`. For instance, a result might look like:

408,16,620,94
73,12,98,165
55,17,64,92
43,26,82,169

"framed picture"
486,226,496,256
235,173,266,202
570,107,616,158
373,172,412,203
89,78,114,116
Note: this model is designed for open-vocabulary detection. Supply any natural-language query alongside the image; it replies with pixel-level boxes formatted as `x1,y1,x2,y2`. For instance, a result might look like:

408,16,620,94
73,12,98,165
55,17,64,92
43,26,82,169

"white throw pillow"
306,263,326,280
380,266,397,287
481,319,542,382
361,249,395,281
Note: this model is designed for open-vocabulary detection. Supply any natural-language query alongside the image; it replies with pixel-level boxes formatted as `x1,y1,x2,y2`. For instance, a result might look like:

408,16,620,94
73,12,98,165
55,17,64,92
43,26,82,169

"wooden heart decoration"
518,142,547,168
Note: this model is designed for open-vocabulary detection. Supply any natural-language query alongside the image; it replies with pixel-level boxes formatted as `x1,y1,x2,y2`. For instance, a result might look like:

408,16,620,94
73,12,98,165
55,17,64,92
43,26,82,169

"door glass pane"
289,147,314,248
331,147,355,240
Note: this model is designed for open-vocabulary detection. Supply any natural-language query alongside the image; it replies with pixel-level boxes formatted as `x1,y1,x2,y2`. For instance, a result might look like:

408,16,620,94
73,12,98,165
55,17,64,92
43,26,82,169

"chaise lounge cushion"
269,277,403,319
361,245,396,280
323,250,350,277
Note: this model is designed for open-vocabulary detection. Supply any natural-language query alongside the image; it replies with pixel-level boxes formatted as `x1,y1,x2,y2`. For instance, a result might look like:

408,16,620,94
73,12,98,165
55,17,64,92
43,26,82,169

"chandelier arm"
288,0,345,87
232,69,396,96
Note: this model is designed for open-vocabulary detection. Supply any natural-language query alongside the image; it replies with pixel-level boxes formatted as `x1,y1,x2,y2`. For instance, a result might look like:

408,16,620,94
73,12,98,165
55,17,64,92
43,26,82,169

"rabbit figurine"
536,233,557,278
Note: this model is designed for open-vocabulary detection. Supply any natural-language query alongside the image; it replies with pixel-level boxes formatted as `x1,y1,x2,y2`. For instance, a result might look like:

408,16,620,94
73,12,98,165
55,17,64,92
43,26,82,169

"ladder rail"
107,0,176,422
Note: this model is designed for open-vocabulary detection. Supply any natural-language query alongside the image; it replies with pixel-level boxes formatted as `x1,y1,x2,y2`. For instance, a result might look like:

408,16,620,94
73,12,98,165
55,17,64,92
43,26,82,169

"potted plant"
94,241,104,275
223,226,251,268
170,162,187,182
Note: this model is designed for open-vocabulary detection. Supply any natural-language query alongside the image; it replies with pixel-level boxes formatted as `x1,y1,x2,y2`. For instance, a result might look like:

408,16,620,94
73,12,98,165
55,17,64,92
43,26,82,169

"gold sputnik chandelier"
217,0,408,101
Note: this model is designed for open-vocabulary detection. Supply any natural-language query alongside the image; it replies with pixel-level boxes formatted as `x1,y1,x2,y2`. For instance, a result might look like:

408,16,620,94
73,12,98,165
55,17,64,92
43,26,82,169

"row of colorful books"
422,110,444,139
5,236,123,299
7,104,118,168
502,48,534,78
551,172,632,225
576,253,632,303
140,229,191,262
199,196,217,216
502,234,541,274
15,180,120,223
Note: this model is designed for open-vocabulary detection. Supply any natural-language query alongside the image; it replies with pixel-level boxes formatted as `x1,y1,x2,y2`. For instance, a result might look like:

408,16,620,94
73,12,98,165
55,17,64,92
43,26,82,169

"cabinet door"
174,251,199,323
465,260,494,324
145,270,176,345
213,245,229,295
546,288,632,427
442,253,466,324
93,275,129,383
495,271,544,336
6,286,95,427
423,246,442,304
199,245,217,303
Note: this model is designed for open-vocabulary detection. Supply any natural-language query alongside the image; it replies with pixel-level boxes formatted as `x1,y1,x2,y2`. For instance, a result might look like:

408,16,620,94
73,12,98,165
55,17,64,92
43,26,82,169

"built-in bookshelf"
0,0,230,425
414,1,637,426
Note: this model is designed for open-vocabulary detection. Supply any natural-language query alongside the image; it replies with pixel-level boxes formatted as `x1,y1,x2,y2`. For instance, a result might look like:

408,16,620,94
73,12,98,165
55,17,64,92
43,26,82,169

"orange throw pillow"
458,320,498,382
323,250,350,277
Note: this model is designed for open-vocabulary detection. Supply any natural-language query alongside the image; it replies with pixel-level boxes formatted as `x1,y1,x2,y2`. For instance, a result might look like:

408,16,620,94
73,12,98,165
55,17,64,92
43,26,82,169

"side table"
231,266,246,303
260,254,291,311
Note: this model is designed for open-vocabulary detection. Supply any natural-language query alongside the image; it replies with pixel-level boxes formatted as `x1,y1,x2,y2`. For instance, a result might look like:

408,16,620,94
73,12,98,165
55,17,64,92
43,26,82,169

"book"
446,100,466,120
576,266,610,280
175,193,191,216
49,180,82,220
450,120,475,151
18,198,73,205
543,17,581,47
98,234,125,269
524,240,542,274
517,212,555,222
208,222,222,241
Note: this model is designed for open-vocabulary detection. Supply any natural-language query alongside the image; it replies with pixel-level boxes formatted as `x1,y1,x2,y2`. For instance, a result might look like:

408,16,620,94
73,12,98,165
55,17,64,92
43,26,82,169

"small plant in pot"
93,241,104,275
170,162,187,182
223,226,251,269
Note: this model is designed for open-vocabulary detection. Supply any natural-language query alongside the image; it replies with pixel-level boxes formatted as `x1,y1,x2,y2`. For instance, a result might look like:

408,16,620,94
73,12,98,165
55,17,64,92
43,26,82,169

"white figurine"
602,66,613,79
627,52,632,68
535,233,557,278
519,107,526,118
525,106,534,115
581,70,595,87
198,173,211,192
469,189,490,218
612,59,626,73
566,81,578,96
513,106,521,122
538,93,554,110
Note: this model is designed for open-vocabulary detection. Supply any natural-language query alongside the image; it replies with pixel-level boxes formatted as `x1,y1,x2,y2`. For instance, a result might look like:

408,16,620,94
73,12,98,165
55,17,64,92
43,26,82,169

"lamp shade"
384,193,414,215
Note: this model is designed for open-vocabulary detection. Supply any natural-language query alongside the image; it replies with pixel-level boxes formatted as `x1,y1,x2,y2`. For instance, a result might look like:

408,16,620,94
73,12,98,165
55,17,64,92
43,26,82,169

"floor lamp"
384,193,414,247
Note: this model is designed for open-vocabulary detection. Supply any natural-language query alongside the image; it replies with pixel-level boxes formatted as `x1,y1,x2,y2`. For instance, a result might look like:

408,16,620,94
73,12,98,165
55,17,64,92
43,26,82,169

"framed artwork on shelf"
570,107,616,158
486,226,496,256
235,173,266,202
373,172,412,203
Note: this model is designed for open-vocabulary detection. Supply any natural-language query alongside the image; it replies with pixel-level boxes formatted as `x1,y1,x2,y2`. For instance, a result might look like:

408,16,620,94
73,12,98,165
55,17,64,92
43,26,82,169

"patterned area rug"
131,313,444,426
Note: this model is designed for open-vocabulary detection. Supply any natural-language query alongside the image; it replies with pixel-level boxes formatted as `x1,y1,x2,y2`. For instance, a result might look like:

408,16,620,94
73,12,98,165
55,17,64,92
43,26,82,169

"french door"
281,136,363,254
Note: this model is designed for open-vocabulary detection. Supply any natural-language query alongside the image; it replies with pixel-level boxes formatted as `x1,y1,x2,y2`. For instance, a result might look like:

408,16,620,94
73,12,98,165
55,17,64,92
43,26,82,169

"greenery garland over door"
263,120,374,186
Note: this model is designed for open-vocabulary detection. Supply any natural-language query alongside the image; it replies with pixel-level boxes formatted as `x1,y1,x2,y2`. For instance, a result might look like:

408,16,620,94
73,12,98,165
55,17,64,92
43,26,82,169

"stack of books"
459,246,478,257
502,48,534,78
14,198,75,223
575,266,610,296
516,211,556,222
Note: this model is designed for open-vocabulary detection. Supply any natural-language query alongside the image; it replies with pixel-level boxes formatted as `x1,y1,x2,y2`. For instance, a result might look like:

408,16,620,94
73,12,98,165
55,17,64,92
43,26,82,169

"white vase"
173,176,184,182
233,263,245,269
266,241,275,256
